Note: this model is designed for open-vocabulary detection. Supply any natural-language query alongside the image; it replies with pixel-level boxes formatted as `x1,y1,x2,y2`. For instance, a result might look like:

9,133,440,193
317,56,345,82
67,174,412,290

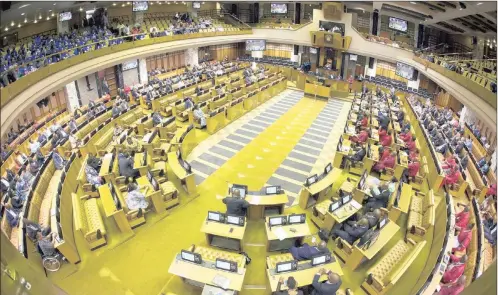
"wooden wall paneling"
146,59,151,72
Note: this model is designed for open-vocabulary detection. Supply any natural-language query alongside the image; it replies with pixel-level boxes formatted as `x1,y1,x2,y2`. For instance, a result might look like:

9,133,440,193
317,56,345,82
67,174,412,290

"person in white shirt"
29,139,41,155
193,105,206,128
177,80,185,88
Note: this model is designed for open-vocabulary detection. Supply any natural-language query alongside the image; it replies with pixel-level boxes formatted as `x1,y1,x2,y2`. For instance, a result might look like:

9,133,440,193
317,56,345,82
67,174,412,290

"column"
138,58,148,85
294,3,301,24
459,106,478,126
65,81,80,112
473,38,485,60
184,47,199,67
57,14,70,34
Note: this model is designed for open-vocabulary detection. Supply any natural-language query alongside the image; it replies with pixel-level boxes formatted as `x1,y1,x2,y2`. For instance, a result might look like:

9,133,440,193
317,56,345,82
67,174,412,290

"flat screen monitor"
288,214,306,225
342,194,352,204
142,151,147,166
377,216,388,229
265,186,280,195
275,261,297,273
310,47,318,54
231,184,248,198
147,170,153,182
59,12,72,21
350,54,358,61
269,216,287,226
396,62,416,80
271,3,288,14
182,160,192,173
306,174,318,186
193,2,201,9
215,258,237,272
180,250,202,264
329,201,340,212
132,1,148,12
207,211,224,222
226,215,244,226
151,178,159,191
176,149,181,159
246,40,266,51
324,163,332,175
311,253,331,266
389,17,407,32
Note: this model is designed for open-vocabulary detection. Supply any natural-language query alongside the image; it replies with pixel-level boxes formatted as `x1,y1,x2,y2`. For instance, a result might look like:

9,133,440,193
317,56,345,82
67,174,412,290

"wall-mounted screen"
350,54,358,61
123,60,138,71
59,12,72,22
246,40,266,51
389,17,407,32
133,1,148,12
271,3,288,14
396,62,416,80
193,2,201,9
310,47,318,54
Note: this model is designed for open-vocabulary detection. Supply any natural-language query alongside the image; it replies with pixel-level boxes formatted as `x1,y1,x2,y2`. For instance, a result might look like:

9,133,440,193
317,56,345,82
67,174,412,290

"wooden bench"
407,191,435,242
362,239,427,295
72,193,107,250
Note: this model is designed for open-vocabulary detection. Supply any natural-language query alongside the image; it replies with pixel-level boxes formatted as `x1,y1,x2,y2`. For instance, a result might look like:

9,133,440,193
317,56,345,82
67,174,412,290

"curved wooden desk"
245,192,289,220
298,168,342,209
167,152,197,197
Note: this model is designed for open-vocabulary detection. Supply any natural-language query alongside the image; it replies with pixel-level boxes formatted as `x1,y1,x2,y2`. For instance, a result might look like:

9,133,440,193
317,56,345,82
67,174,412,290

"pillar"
459,106,477,126
294,3,301,24
474,38,485,60
184,47,199,67
57,14,70,34
138,58,148,85
65,81,81,112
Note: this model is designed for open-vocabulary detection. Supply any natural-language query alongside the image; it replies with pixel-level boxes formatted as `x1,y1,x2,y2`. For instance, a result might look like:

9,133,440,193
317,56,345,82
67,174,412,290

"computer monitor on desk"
311,253,333,266
226,215,245,226
181,250,202,264
230,184,248,198
324,163,332,175
269,216,287,227
288,214,306,225
377,216,388,230
305,174,318,187
208,211,225,223
342,193,352,205
265,186,280,195
215,258,238,273
181,160,192,174
329,201,341,213
275,261,298,273
142,151,147,166
147,170,153,182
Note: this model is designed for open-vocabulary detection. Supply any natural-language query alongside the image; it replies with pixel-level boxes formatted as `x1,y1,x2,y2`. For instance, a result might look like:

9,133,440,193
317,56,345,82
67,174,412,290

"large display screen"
59,12,72,22
246,40,266,51
271,3,288,14
389,17,407,32
132,1,148,12
193,2,201,9
396,62,416,80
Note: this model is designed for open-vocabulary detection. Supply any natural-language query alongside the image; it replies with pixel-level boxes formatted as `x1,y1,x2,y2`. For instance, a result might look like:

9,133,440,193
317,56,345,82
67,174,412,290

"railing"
0,28,252,109
413,55,497,109
249,21,312,31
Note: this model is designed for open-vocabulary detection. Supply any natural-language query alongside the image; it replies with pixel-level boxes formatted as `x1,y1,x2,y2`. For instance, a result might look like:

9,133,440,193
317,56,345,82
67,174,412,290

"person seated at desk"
36,231,59,257
289,239,329,261
400,136,417,152
23,218,50,242
435,275,466,295
362,209,382,228
126,183,149,217
364,177,397,212
350,128,369,144
193,105,207,129
124,136,143,153
112,104,121,118
118,152,139,181
69,118,78,134
13,150,28,169
344,143,366,168
152,111,166,127
331,217,369,245
28,158,40,175
441,166,461,190
377,113,390,130
113,123,124,141
396,110,405,123
372,151,396,174
7,127,18,144
482,212,496,246
29,138,42,157
402,157,420,183
478,160,491,175
379,128,393,147
52,149,65,170
311,269,342,295
442,255,467,284
452,223,474,253
222,190,249,217
87,153,102,171
69,134,82,150
276,276,303,295
398,129,413,143
184,97,194,110
356,113,368,128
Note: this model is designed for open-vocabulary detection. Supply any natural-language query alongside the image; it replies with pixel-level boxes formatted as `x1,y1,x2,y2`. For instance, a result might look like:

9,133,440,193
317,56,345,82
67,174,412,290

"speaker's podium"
298,164,342,209
228,184,289,220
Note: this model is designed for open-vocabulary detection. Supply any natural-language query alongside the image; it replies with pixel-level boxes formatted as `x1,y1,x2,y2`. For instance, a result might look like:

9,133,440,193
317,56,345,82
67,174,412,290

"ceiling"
344,1,497,37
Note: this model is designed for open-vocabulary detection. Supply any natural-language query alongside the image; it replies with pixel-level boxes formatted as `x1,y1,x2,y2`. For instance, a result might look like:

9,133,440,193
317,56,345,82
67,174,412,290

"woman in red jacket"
452,223,474,253
436,275,466,295
379,130,393,147
373,152,396,173
442,255,467,284
441,166,461,189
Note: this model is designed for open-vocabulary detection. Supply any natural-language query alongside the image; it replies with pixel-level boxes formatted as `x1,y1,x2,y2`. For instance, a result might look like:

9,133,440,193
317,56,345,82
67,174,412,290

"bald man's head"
460,255,468,263
328,272,340,284
358,218,369,227
457,275,466,285
317,241,327,250
373,209,382,218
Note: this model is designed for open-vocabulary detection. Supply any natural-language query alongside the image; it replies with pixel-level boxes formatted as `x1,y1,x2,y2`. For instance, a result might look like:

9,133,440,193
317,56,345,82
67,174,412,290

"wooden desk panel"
99,153,113,177
168,258,246,291
201,219,246,241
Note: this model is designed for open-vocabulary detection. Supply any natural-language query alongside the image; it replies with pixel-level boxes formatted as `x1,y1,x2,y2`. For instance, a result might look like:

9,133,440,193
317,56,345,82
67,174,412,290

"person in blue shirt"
52,149,65,170
184,97,194,110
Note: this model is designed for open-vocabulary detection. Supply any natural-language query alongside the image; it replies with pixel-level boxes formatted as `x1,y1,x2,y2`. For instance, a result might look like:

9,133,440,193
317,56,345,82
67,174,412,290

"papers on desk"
212,274,231,290
273,227,288,241
143,133,152,143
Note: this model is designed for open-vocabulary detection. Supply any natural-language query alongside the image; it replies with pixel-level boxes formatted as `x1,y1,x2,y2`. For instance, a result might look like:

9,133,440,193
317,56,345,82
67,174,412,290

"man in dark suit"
363,209,382,228
364,178,397,212
345,144,366,167
118,152,138,180
222,189,249,217
289,240,329,261
311,269,342,295
331,218,369,245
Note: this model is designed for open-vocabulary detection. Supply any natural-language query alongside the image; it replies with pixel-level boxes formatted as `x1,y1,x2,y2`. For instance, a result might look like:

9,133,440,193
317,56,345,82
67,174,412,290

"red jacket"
378,128,387,138
407,162,420,177
487,183,497,196
406,140,416,151
409,151,419,161
439,283,465,295
380,135,392,147
380,149,391,161
455,211,470,228
400,132,412,143
452,229,472,252
443,170,461,187
360,116,368,127
442,262,466,284
358,131,369,143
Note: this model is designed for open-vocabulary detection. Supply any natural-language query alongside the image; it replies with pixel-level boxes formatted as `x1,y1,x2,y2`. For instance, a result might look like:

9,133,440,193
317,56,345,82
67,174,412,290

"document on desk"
273,227,288,241
143,133,152,143
212,274,231,290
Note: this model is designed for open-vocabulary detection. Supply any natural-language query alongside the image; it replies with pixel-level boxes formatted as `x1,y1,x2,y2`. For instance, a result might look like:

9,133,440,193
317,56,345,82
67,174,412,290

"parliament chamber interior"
0,1,497,295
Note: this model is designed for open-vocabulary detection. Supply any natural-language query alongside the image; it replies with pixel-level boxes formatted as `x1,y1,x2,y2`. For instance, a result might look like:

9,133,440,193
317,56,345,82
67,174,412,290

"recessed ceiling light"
18,24,21,28
122,4,125,7
11,21,14,26
459,8,463,10
127,2,131,4
477,2,483,5
24,18,27,23
34,20,38,23
18,4,30,9
53,3,56,5
47,17,50,20
113,3,116,6
39,15,42,19
49,10,52,12
4,27,8,31
410,1,417,4
21,12,25,16
79,7,83,11
51,12,55,17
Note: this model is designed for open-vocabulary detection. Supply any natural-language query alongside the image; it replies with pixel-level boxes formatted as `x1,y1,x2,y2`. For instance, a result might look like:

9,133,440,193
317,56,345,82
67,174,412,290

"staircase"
104,67,117,97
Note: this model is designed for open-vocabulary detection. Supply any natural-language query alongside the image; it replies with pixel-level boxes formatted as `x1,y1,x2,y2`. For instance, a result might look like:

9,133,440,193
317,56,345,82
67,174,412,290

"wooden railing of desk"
298,168,342,209
167,152,197,197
